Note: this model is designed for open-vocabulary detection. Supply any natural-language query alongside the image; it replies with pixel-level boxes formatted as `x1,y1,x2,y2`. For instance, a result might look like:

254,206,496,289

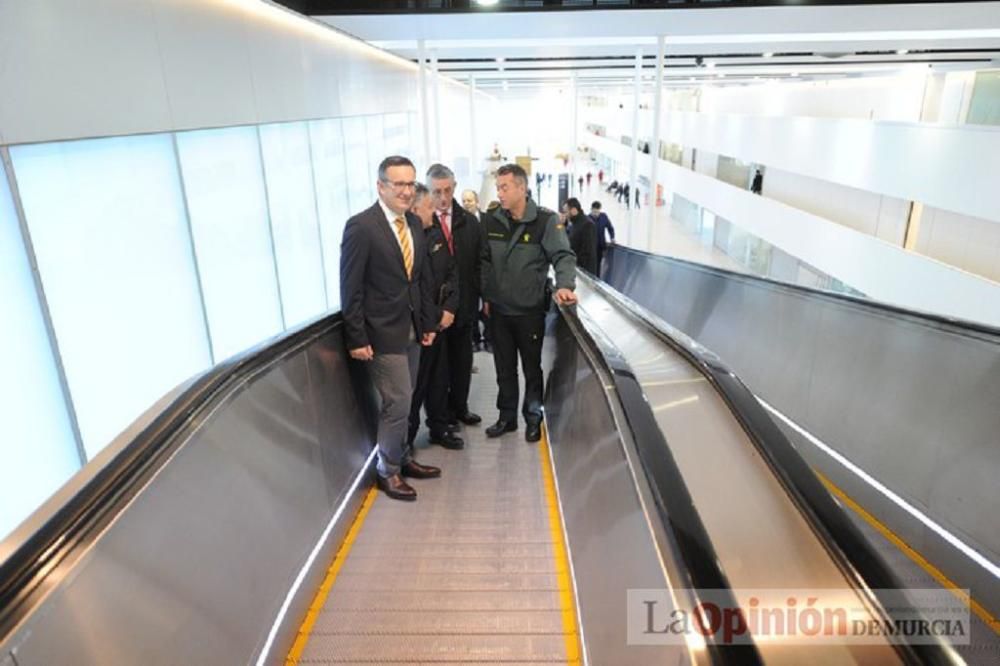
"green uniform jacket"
480,198,577,316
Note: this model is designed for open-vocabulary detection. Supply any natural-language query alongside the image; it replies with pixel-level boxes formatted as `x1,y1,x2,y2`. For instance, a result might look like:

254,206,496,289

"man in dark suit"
427,164,483,429
590,201,615,275
340,155,441,502
407,183,464,451
565,198,598,275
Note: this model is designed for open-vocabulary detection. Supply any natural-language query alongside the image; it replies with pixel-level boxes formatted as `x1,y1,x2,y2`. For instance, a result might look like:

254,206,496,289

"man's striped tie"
395,216,413,280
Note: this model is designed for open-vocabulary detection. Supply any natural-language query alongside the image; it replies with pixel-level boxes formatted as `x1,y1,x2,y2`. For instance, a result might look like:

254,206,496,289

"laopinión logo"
627,588,971,646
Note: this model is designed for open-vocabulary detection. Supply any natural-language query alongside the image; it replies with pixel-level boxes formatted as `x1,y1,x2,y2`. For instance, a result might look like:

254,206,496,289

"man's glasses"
381,179,417,191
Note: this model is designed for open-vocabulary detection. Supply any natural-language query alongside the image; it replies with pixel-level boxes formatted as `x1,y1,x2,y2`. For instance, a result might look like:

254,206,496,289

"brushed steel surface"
604,247,1000,617
574,280,902,664
543,312,696,666
2,326,374,666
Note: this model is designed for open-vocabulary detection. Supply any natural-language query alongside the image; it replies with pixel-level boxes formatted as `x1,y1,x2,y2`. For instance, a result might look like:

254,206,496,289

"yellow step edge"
815,470,1000,636
285,486,378,665
540,424,584,665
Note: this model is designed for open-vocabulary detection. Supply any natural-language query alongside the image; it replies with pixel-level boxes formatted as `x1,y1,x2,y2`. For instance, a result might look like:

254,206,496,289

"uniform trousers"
490,311,546,425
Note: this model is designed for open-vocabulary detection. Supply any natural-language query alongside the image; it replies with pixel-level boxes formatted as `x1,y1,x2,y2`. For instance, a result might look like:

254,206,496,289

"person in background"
590,201,615,276
577,175,584,192
751,169,764,195
340,155,440,501
635,186,641,209
480,163,577,443
462,189,491,353
586,172,592,187
427,164,483,430
623,182,631,210
598,169,604,185
407,184,463,451
565,197,597,275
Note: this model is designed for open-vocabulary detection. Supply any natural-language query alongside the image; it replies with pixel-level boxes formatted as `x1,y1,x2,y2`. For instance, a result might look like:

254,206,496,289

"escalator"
0,261,980,664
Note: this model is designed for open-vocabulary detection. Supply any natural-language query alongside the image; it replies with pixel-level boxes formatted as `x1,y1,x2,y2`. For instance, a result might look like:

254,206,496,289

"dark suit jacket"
423,222,460,327
434,199,482,327
340,202,437,354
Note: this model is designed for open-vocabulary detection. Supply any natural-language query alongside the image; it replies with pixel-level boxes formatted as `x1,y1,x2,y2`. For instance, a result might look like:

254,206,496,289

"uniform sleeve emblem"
555,224,564,230
523,233,531,242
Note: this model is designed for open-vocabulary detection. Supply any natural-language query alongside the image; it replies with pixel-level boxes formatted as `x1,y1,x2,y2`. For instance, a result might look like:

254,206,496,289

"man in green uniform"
480,163,578,443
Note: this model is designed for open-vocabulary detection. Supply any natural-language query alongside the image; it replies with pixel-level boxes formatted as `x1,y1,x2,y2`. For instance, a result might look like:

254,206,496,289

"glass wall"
12,136,212,458
0,160,81,540
176,127,284,361
0,111,407,542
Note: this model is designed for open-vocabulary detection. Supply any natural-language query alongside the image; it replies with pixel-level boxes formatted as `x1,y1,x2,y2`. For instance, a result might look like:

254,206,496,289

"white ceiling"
319,2,1000,88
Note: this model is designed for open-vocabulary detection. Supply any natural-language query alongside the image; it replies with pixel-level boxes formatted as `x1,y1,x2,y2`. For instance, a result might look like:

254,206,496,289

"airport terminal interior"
1,0,999,664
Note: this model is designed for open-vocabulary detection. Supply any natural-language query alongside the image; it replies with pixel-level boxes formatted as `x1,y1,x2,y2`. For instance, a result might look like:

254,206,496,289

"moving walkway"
0,253,990,664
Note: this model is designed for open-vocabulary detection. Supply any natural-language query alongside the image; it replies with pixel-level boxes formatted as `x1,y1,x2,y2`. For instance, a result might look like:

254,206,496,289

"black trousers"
596,245,605,278
445,323,474,417
408,335,450,443
491,311,546,425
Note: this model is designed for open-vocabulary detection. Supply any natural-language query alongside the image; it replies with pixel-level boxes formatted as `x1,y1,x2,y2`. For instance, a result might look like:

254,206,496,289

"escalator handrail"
556,296,765,665
583,274,962,665
0,312,345,641
610,245,1000,340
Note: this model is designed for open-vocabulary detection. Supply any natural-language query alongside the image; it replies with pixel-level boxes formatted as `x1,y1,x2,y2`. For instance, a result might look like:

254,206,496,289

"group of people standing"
340,157,578,501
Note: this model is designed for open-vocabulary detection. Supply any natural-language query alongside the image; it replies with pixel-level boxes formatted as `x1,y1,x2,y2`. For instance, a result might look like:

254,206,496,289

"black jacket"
340,202,437,354
568,212,598,275
423,222,460,328
435,199,482,327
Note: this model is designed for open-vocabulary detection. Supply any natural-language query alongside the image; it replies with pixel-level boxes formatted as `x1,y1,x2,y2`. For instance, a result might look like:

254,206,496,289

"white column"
646,35,665,252
571,72,579,175
468,75,478,183
431,50,443,165
417,39,431,167
627,48,642,247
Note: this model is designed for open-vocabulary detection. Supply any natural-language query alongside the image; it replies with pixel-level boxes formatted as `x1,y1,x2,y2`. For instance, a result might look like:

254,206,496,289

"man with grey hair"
427,163,483,430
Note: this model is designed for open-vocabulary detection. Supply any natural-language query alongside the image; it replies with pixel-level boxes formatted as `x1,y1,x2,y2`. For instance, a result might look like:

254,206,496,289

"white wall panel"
589,132,1000,326
150,0,258,130
259,122,328,327
309,119,350,311
0,0,172,144
763,166,909,244
659,110,1000,224
11,135,212,457
176,127,284,361
0,160,80,540
918,207,1000,283
0,0,430,145
699,75,926,122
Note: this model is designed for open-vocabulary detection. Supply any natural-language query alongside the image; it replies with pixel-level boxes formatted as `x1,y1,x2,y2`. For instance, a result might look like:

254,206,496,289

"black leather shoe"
457,411,482,426
525,422,542,443
401,460,442,479
486,419,518,438
429,431,465,450
377,474,417,501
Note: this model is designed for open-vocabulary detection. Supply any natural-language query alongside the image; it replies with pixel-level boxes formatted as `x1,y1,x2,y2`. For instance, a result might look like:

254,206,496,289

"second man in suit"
427,164,483,429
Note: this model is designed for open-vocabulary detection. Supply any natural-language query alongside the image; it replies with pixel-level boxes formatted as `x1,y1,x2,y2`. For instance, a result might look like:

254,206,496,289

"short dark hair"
566,197,582,213
496,163,528,186
378,155,415,182
591,201,602,210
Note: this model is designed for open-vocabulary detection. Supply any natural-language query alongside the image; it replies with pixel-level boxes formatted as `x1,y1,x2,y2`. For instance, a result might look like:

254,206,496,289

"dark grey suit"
341,201,437,476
